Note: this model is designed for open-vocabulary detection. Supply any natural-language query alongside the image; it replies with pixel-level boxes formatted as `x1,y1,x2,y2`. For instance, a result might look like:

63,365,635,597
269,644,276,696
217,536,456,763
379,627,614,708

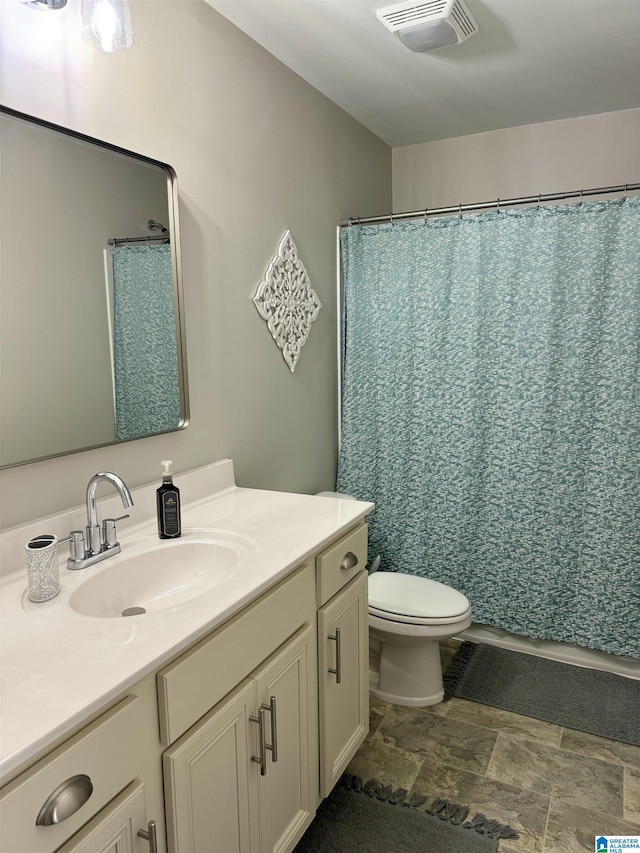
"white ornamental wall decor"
253,231,322,372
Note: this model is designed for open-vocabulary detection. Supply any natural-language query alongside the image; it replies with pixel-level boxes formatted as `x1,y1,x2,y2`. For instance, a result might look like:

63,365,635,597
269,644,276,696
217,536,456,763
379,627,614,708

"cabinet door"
57,781,148,853
163,680,259,853
254,624,316,853
318,570,369,797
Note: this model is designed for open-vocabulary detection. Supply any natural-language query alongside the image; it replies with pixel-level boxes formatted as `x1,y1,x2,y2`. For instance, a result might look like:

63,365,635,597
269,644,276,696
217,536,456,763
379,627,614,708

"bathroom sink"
67,529,258,618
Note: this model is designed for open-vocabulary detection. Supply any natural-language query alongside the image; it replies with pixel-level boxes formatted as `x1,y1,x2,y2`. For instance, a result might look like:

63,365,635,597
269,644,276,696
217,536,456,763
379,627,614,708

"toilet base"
371,683,443,707
371,634,444,707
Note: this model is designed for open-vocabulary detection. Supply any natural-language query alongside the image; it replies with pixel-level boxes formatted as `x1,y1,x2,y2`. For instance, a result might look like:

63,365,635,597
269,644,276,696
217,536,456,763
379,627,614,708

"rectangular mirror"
0,106,189,468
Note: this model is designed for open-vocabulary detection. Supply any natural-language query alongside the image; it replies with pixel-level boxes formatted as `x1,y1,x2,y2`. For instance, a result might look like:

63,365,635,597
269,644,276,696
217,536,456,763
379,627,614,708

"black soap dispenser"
157,460,181,539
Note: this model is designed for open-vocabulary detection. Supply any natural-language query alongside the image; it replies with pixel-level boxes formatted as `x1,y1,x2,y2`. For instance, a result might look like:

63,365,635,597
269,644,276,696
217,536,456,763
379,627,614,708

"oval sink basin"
67,529,259,618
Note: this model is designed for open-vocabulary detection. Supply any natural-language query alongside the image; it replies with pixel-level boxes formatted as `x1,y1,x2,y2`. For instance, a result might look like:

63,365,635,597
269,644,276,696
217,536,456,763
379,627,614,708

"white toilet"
317,491,472,707
369,570,471,706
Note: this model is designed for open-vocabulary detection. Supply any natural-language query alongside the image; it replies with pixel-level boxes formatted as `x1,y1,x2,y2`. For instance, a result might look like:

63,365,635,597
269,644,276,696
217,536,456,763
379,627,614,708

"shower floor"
350,639,640,853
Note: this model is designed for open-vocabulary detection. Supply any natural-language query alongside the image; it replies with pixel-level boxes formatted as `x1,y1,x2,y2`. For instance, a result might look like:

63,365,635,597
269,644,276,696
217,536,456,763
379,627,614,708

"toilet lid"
368,571,470,621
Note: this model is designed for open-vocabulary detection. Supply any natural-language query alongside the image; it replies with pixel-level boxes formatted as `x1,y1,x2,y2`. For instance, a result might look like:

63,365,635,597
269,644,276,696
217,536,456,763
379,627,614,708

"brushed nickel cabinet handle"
328,627,342,684
35,774,93,826
261,696,278,763
137,820,158,853
250,707,268,775
340,551,358,571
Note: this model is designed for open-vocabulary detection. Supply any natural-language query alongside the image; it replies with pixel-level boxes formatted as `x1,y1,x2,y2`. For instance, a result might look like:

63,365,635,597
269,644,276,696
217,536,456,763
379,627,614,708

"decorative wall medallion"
253,231,322,372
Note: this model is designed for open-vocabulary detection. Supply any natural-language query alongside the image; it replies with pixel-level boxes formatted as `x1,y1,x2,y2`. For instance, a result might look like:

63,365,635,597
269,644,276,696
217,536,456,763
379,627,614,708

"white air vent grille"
379,0,448,29
377,0,478,43
450,2,475,36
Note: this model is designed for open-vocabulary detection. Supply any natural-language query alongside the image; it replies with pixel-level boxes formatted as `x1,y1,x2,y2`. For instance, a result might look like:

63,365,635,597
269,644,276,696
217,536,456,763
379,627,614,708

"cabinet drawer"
57,780,147,853
0,696,141,853
316,524,368,606
157,562,315,746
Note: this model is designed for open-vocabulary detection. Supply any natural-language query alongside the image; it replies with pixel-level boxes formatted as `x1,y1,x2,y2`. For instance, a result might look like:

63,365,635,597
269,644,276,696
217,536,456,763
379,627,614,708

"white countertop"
0,460,373,784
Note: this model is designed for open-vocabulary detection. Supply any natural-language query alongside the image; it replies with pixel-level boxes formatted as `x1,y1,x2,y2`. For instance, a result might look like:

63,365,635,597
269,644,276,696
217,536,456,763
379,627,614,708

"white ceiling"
205,0,640,147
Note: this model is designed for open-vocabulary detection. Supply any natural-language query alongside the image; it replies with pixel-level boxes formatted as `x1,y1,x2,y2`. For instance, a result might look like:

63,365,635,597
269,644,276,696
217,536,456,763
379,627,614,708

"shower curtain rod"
340,181,640,227
108,235,170,246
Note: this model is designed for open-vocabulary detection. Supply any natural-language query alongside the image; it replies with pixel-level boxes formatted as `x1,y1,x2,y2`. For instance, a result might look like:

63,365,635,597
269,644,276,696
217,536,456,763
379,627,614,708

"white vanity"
0,460,373,853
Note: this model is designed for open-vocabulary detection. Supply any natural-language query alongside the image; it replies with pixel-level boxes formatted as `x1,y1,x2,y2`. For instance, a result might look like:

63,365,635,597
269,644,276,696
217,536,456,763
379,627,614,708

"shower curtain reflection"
110,243,181,441
337,197,640,659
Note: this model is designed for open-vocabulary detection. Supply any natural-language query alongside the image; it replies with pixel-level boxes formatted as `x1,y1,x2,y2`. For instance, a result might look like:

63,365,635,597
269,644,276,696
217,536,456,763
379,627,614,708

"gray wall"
393,109,640,210
0,0,391,529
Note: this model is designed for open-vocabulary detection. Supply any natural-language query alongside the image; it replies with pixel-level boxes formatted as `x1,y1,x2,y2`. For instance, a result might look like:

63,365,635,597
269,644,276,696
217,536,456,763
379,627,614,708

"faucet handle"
102,515,130,549
66,530,86,568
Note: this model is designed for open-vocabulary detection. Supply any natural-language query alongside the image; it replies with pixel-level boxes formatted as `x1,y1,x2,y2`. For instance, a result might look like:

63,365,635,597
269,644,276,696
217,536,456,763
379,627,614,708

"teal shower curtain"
111,244,180,440
337,197,640,658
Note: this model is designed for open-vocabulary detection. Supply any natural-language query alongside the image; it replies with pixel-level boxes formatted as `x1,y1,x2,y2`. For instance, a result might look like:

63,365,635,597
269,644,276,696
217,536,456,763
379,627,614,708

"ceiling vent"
376,0,478,53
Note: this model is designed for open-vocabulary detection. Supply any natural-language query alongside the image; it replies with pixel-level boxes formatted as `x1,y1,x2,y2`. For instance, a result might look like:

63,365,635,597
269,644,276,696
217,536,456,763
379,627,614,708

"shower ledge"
461,624,640,681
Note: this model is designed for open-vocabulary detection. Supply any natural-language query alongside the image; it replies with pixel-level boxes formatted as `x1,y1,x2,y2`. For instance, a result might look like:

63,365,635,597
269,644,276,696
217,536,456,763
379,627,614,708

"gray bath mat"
294,775,517,853
444,642,640,747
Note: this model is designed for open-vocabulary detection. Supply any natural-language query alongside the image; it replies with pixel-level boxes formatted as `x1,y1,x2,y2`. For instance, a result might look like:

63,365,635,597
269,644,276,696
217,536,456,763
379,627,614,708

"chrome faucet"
67,472,134,570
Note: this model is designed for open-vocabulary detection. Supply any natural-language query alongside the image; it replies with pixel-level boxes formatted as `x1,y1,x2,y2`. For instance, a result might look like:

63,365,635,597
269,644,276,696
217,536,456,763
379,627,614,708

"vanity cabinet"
0,519,371,853
316,526,369,797
163,625,315,853
160,563,318,853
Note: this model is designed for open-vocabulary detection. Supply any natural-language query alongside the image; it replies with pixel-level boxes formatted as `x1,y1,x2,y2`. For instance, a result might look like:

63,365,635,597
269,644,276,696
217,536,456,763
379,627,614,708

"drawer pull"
35,774,93,826
328,627,342,684
261,696,278,763
138,820,158,853
250,707,268,776
340,551,358,571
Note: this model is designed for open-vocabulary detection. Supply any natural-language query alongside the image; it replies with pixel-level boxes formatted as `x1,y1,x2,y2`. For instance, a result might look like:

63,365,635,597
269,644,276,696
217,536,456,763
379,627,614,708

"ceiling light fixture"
81,0,134,53
22,0,134,52
25,0,68,9
377,0,478,53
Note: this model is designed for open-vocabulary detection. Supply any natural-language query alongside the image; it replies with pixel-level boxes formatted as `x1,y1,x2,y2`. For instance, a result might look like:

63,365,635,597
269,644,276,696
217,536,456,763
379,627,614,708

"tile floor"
346,642,640,853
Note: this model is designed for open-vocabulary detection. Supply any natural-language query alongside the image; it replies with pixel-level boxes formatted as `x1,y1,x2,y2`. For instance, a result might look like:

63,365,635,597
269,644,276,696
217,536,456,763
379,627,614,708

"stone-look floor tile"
544,799,640,853
421,700,451,718
625,766,640,824
346,731,424,791
354,683,637,853
560,728,640,771
445,698,563,747
488,734,624,816
378,704,498,775
368,692,393,714
366,703,386,742
411,760,549,853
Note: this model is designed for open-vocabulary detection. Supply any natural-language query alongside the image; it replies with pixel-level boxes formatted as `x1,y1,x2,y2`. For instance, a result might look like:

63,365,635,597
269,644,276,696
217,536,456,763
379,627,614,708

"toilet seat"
368,572,471,626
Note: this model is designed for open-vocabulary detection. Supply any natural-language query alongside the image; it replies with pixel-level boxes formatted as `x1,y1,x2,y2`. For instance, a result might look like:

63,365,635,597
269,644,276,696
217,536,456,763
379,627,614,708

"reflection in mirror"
0,106,189,468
